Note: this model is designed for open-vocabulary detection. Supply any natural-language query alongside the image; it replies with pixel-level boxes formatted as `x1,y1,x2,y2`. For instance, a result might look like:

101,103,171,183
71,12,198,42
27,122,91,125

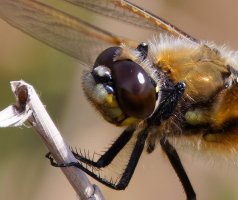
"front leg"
46,125,148,190
73,125,136,168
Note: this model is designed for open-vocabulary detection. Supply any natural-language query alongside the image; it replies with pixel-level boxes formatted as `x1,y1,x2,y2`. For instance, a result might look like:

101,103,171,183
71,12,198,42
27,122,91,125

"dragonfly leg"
160,136,196,200
46,126,148,190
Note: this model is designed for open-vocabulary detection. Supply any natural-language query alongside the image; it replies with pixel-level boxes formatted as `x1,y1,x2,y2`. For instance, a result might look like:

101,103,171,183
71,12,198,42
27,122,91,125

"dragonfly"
1,1,238,200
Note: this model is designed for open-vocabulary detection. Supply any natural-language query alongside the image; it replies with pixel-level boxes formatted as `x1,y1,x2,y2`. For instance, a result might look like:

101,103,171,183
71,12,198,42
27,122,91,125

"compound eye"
94,47,121,68
112,60,156,119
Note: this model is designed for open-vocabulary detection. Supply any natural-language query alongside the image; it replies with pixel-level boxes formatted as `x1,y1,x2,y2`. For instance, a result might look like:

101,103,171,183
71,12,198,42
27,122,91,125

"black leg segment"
160,136,196,200
72,125,136,168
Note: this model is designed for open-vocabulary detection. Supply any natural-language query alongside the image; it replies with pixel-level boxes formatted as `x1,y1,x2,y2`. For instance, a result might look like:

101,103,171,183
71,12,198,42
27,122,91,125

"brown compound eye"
94,47,121,68
112,60,156,119
93,46,156,119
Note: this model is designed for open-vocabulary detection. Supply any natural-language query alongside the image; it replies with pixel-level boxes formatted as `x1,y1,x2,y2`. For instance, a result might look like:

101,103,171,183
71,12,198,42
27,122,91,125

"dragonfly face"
1,1,238,200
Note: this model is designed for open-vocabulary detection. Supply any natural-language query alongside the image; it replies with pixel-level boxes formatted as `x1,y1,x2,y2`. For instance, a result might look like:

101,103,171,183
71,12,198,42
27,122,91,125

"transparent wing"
65,0,198,42
0,0,198,66
0,0,137,65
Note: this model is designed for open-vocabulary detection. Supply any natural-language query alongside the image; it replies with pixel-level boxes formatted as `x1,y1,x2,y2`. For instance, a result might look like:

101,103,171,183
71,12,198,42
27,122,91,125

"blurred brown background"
1,0,238,200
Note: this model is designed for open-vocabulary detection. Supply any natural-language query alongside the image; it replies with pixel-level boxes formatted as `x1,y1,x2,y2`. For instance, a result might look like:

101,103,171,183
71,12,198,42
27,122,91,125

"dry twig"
0,80,105,200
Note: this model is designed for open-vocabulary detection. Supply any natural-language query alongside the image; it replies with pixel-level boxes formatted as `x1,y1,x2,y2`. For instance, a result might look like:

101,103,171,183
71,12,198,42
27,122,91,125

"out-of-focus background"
1,0,238,200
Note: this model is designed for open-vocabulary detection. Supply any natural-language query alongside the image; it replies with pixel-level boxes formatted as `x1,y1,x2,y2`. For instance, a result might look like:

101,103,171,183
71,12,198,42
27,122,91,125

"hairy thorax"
148,35,238,158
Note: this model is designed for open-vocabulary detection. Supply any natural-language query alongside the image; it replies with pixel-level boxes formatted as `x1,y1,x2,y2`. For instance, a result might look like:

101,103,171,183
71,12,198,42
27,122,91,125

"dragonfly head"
82,43,160,126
